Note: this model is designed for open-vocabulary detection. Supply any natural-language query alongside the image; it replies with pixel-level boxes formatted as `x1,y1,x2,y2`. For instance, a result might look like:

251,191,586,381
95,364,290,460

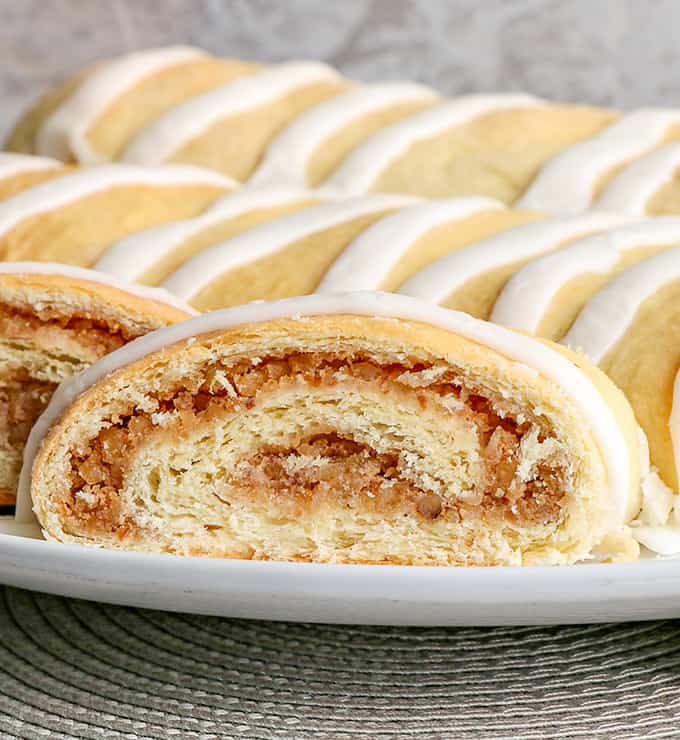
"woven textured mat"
0,587,677,738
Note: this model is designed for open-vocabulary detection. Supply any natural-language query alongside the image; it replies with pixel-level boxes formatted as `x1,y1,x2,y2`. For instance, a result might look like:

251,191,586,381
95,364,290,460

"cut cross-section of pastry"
493,218,680,340
0,164,234,266
563,248,680,552
399,212,636,318
20,292,642,565
95,185,322,285
13,47,261,164
0,262,193,507
120,62,350,179
161,194,417,310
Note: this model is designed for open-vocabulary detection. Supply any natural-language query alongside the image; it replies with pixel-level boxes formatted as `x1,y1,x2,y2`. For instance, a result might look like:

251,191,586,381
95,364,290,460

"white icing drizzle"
0,164,234,238
398,212,634,305
0,261,197,315
35,46,207,164
162,193,416,301
17,291,635,535
316,197,502,293
0,153,62,182
517,110,680,214
632,430,680,555
594,142,680,215
564,248,680,557
95,184,317,282
492,218,680,335
320,94,544,195
249,82,440,187
121,62,344,167
564,244,680,363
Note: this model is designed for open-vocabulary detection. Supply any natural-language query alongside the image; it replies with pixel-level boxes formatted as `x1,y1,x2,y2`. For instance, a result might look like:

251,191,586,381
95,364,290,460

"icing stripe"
399,212,634,305
95,185,317,282
517,110,680,214
321,94,544,195
35,46,207,164
0,261,196,316
0,164,234,237
316,197,502,292
121,62,343,166
564,245,680,362
17,291,634,529
0,153,62,181
492,218,680,335
594,142,680,215
162,194,417,300
249,82,439,187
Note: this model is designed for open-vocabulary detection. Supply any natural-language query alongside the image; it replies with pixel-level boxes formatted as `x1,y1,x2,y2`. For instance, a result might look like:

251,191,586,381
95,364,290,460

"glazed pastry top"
10,47,680,214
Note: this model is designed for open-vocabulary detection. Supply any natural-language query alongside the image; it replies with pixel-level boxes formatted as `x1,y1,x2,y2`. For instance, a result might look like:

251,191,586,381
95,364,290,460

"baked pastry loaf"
0,160,233,266
0,153,70,200
492,219,680,339
21,293,642,565
556,247,680,553
399,212,635,319
95,184,323,284
0,262,192,506
564,248,680,491
8,47,680,214
154,196,539,310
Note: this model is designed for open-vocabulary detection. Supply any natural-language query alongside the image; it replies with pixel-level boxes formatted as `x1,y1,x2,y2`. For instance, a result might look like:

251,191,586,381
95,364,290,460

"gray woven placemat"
0,587,677,739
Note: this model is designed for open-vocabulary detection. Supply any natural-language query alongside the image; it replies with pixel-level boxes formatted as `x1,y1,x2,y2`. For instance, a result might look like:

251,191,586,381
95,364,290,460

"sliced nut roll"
0,263,193,506
22,293,642,566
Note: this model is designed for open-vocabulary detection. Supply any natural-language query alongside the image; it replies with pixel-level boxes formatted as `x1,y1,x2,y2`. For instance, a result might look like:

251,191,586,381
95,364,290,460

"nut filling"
63,352,569,541
0,303,138,354
0,376,57,452
0,375,57,498
0,301,149,502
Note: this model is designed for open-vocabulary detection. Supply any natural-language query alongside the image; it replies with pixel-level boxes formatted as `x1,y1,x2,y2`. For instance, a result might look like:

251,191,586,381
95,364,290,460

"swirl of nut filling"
23,294,642,566
0,263,192,506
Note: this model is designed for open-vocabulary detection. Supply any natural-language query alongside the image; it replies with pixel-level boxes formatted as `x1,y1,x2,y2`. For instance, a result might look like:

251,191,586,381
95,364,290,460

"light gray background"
1,0,680,141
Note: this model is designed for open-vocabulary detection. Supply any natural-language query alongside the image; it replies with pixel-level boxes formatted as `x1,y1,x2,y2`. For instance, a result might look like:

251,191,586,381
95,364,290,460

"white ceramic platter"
0,518,679,626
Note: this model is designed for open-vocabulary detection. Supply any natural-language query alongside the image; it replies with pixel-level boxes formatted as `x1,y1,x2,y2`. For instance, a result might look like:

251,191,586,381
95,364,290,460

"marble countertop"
1,0,679,141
